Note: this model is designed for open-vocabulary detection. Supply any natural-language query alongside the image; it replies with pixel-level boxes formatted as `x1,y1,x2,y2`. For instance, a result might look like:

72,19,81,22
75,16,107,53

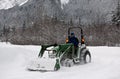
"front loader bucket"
27,49,60,71
27,58,57,71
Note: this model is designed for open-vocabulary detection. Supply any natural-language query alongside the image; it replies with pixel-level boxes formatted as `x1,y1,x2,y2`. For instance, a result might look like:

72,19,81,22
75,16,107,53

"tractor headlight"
66,38,69,43
82,38,85,42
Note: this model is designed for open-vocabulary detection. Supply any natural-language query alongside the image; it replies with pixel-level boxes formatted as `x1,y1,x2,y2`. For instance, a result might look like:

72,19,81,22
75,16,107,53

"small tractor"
27,27,91,71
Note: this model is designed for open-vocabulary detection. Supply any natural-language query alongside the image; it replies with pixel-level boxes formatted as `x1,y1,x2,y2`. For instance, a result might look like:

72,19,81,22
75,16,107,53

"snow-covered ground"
0,42,120,79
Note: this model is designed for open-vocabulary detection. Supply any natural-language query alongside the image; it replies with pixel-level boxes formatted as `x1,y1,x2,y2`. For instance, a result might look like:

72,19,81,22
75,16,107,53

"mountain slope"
0,0,62,29
0,0,115,29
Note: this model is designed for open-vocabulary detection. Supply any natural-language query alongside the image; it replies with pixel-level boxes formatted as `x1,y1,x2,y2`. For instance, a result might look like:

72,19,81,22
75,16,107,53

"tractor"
27,27,91,71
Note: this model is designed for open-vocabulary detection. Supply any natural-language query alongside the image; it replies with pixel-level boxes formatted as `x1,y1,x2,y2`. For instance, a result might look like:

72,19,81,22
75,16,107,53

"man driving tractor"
66,33,79,48
65,32,79,55
68,32,79,47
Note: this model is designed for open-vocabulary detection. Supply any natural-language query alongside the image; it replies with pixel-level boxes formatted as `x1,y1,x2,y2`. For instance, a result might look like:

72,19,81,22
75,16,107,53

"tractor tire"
80,50,91,64
84,51,91,63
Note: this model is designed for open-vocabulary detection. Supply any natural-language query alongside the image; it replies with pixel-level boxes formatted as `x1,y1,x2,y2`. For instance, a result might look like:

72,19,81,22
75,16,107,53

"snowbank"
0,43,120,79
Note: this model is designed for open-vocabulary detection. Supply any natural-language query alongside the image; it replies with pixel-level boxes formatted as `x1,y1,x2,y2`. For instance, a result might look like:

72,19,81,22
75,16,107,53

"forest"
0,0,120,46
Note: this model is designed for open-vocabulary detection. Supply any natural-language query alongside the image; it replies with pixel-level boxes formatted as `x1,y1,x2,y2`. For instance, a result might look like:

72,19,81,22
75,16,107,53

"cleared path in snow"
0,42,120,79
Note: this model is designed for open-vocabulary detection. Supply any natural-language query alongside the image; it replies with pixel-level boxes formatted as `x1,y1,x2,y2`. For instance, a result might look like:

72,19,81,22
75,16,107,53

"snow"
61,0,69,5
0,0,28,9
0,42,120,79
19,0,28,6
0,0,14,9
60,0,69,9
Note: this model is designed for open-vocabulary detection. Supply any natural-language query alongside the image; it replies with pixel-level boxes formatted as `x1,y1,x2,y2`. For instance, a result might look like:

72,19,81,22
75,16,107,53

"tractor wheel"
84,51,91,63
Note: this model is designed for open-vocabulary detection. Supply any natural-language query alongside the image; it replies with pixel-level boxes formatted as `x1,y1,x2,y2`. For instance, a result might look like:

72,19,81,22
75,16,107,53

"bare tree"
112,0,120,28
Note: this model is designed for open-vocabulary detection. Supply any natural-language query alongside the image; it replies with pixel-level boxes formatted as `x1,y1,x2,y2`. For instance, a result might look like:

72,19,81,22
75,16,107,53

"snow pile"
0,43,120,79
